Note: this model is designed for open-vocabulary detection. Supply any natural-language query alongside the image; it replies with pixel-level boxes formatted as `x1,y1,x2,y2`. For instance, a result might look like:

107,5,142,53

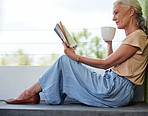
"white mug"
101,26,116,41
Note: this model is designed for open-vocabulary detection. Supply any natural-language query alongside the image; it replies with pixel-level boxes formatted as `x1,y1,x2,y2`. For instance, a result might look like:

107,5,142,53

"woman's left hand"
62,42,77,60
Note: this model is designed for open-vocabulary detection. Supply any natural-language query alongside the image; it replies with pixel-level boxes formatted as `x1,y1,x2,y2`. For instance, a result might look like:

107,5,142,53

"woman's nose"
112,15,116,21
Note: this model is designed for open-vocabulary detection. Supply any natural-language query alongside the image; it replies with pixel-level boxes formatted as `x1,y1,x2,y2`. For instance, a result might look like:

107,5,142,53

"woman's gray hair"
114,0,147,34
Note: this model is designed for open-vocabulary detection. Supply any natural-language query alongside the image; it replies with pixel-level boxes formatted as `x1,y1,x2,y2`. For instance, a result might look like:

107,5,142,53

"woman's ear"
130,7,135,17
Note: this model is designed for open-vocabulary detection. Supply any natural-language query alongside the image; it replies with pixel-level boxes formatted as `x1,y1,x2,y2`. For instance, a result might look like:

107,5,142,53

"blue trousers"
39,55,135,107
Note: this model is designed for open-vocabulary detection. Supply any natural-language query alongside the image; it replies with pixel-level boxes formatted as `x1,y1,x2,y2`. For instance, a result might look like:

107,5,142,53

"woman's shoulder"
122,29,148,53
123,29,147,42
132,30,147,38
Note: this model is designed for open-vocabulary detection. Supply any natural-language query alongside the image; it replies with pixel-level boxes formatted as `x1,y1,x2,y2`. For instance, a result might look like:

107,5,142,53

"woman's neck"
124,25,139,36
125,28,139,36
124,16,139,36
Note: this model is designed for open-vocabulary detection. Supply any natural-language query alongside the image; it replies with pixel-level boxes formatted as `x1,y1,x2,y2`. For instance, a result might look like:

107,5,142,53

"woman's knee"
59,54,70,61
58,54,76,66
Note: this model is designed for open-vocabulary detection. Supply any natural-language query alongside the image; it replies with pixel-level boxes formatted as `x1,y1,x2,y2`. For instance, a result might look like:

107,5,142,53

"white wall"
0,66,48,100
0,66,144,102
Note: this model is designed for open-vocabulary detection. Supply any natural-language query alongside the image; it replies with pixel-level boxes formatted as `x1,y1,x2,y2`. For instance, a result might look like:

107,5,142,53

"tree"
72,29,91,56
0,49,32,66
89,36,106,59
0,29,106,66
0,54,11,65
38,53,60,66
16,49,32,65
72,29,106,59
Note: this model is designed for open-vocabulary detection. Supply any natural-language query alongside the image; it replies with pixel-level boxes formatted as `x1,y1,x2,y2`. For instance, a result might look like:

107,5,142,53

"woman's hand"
62,42,77,60
104,41,113,56
104,41,112,45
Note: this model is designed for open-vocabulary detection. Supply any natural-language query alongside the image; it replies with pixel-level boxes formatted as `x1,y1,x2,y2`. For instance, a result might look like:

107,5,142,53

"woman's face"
112,3,132,29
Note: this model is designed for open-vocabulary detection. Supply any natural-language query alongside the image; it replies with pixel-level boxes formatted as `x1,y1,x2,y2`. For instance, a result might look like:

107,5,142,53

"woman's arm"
63,42,139,70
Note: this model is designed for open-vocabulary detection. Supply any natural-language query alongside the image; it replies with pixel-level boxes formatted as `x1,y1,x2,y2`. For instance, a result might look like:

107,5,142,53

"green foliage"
138,0,148,34
146,0,148,34
39,53,60,66
89,36,106,59
0,49,32,66
0,29,106,66
17,50,32,65
0,55,11,65
72,29,91,56
48,53,60,65
138,0,146,16
72,29,106,59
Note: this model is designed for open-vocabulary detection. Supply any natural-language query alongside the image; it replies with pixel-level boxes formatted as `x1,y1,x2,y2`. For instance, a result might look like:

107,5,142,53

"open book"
54,21,77,47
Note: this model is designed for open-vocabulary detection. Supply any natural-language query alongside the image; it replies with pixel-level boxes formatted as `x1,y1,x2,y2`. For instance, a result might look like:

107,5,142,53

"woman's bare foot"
5,80,41,104
15,89,33,100
15,80,42,100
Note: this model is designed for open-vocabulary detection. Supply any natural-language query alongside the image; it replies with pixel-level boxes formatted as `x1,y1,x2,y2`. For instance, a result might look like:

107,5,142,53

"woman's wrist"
76,55,82,63
106,41,112,46
106,41,113,56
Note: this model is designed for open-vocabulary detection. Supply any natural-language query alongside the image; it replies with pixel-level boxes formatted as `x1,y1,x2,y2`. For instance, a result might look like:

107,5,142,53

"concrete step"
0,100,148,116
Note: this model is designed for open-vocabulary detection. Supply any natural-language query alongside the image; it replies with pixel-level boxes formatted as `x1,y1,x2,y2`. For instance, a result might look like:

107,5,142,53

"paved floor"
0,100,148,116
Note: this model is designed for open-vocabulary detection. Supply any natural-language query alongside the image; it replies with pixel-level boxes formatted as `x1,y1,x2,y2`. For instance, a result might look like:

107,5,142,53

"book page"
63,25,77,47
58,22,70,46
54,21,77,47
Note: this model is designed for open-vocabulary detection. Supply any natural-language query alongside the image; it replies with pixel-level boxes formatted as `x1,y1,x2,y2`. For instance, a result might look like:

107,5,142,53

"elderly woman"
5,0,148,107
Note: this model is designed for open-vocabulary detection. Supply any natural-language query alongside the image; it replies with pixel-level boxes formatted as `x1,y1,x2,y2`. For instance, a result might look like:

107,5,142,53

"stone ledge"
0,100,148,116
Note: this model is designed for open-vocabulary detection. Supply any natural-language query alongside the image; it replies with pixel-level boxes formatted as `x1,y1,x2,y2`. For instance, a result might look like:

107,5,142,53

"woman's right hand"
104,41,113,57
105,41,112,45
